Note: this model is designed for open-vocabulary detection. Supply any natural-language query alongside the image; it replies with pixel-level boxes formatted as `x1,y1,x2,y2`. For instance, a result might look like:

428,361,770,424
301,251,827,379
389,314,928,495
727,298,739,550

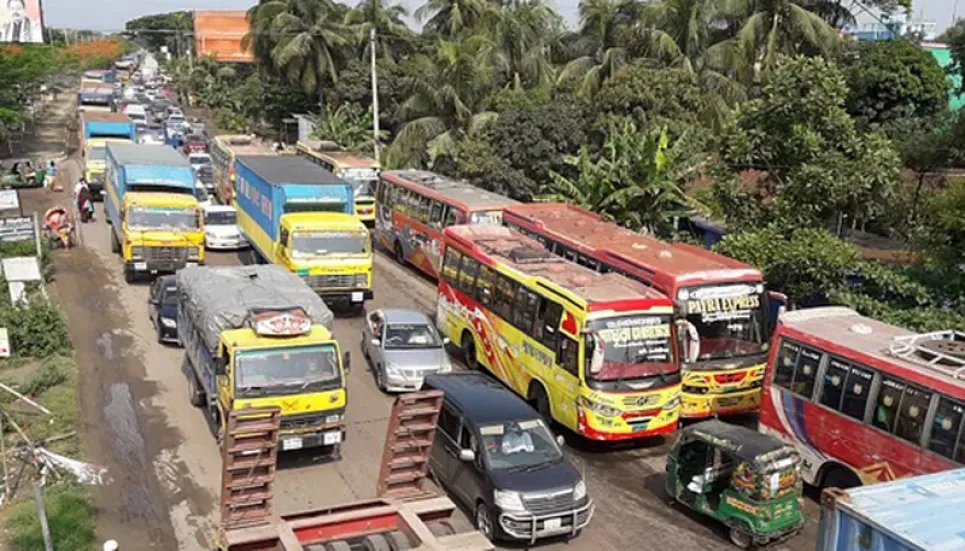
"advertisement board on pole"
0,0,44,44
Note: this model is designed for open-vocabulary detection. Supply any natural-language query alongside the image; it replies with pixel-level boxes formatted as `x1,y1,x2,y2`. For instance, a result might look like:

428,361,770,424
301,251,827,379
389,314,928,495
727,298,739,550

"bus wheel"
530,385,551,424
821,465,861,491
461,334,478,370
394,241,405,265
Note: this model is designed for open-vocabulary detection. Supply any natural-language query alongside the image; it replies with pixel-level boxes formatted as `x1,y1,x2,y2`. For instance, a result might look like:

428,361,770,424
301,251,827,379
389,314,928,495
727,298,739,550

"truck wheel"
104,204,110,224
361,534,390,551
325,542,351,551
187,371,205,408
385,531,411,551
124,266,136,284
110,230,120,254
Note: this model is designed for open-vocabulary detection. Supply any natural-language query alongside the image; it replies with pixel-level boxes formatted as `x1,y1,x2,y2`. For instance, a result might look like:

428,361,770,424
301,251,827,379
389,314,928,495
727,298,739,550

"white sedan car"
203,205,247,250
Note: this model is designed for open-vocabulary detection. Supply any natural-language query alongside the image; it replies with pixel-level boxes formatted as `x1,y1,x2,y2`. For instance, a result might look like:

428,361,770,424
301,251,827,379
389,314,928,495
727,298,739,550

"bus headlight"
578,396,620,417
665,396,681,409
682,385,709,395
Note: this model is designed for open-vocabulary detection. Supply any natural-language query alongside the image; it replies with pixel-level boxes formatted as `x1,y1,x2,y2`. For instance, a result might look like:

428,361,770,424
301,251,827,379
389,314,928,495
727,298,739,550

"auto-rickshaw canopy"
677,419,797,469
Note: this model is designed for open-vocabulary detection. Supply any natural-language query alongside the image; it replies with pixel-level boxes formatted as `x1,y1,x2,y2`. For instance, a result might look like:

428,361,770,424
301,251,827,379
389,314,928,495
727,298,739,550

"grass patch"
0,356,78,457
6,484,96,551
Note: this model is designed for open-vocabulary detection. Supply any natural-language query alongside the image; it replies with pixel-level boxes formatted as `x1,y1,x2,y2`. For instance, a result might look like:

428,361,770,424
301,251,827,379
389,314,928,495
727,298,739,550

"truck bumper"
315,289,374,304
278,425,346,453
127,260,202,274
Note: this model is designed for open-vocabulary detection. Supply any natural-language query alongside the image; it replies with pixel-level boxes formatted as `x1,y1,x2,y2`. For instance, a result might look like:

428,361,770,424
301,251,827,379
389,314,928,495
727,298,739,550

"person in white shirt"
73,178,87,198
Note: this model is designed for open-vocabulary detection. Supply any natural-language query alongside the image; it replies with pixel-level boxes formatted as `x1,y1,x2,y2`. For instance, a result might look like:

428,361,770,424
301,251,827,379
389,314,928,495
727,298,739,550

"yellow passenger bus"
437,224,681,441
296,140,379,226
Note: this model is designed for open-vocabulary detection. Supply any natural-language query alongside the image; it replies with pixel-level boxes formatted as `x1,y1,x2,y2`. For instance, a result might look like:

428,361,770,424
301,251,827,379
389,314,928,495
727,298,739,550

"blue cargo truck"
817,468,965,551
234,155,374,308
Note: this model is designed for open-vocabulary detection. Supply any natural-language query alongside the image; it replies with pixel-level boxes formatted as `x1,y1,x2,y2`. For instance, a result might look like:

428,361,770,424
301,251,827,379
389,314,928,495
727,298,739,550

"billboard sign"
0,0,44,43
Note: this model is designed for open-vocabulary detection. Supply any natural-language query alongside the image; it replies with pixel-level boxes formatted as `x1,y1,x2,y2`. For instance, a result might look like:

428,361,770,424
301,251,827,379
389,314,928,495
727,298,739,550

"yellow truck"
177,265,349,456
105,143,204,283
81,111,135,199
234,155,373,312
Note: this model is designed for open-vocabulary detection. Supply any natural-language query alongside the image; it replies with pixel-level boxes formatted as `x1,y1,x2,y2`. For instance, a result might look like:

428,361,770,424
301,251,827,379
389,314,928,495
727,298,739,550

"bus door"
539,299,578,429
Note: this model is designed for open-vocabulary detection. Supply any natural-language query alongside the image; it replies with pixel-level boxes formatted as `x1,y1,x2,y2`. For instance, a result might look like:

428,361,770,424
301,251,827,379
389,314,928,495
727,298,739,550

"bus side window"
773,341,799,390
535,298,563,350
557,335,579,377
376,178,388,204
429,201,446,229
927,397,964,460
894,384,932,446
840,365,874,421
457,257,479,295
872,377,905,433
513,287,540,337
791,347,821,399
416,195,431,223
443,207,462,227
493,274,516,321
818,358,849,411
474,265,495,306
441,247,462,285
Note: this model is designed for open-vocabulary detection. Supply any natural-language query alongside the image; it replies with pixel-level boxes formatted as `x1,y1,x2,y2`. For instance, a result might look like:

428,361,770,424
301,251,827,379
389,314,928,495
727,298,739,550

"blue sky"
42,0,958,36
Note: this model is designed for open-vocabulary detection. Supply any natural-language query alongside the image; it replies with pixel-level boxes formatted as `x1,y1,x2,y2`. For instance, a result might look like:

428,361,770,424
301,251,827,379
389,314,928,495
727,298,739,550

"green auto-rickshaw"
665,420,804,548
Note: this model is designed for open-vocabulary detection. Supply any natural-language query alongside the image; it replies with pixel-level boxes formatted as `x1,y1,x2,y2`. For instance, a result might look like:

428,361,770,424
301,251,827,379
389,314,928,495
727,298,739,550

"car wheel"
375,365,386,392
475,502,495,541
461,334,479,370
156,322,165,344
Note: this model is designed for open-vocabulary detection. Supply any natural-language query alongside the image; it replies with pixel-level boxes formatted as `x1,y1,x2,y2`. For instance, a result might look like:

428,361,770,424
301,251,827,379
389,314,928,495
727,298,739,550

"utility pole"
33,483,53,551
369,27,380,164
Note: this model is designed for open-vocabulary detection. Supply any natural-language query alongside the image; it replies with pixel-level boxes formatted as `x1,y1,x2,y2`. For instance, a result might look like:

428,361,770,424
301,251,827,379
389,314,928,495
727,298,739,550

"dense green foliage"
125,11,193,54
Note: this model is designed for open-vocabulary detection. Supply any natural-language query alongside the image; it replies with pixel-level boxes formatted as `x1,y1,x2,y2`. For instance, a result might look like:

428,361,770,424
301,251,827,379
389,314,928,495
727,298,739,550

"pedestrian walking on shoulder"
78,183,94,223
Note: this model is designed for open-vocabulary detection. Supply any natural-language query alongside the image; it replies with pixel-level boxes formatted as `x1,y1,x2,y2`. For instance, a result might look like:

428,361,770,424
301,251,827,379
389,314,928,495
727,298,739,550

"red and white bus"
760,307,965,489
375,170,518,279
503,203,785,419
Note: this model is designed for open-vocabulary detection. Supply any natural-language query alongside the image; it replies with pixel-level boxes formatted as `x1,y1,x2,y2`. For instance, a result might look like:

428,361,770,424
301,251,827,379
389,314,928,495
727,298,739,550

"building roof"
830,468,965,550
107,142,191,167
424,372,538,424
779,307,965,389
504,203,761,288
379,308,434,325
680,419,791,464
237,155,345,185
382,170,519,211
446,225,669,307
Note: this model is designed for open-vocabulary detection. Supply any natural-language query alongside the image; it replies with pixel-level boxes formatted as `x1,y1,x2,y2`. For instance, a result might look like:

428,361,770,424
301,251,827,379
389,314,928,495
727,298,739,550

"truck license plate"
323,431,341,445
351,292,363,302
134,262,147,271
544,518,562,531
282,437,303,451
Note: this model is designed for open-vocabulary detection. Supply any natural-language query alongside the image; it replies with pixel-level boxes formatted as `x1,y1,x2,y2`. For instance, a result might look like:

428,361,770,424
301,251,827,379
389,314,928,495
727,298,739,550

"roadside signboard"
0,216,33,242
0,0,45,44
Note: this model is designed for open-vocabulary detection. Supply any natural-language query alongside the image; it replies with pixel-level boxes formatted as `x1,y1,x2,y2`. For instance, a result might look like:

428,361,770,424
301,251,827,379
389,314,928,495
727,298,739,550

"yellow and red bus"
503,203,786,419
296,141,379,226
209,135,277,205
375,170,519,279
437,224,682,441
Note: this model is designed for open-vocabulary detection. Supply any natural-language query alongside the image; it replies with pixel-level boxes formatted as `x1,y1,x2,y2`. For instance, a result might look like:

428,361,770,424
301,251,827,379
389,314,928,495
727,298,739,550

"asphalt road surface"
24,154,820,550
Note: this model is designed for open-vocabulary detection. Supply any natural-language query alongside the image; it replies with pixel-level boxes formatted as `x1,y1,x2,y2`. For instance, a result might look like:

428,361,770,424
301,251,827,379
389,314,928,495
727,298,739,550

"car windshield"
161,286,178,306
681,284,767,363
291,231,369,257
585,314,677,384
235,345,340,397
384,323,442,349
480,419,563,471
88,147,107,161
127,207,200,230
205,210,236,225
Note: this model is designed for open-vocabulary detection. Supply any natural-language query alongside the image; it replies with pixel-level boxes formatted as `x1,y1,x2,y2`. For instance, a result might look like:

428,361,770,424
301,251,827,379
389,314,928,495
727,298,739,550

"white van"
124,104,147,124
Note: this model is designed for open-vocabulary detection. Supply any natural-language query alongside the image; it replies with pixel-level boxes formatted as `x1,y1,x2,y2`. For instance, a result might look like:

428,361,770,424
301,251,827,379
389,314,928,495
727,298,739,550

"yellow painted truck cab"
177,265,349,457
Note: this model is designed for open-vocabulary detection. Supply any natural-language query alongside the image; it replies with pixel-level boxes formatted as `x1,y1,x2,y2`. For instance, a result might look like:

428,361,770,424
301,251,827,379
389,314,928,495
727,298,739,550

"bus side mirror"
675,319,700,364
766,291,787,336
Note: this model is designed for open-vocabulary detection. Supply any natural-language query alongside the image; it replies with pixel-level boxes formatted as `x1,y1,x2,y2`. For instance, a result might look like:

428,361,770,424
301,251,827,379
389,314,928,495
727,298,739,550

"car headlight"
439,355,452,373
130,246,144,259
161,318,176,328
493,489,525,511
385,363,401,376
573,480,587,501
578,396,620,417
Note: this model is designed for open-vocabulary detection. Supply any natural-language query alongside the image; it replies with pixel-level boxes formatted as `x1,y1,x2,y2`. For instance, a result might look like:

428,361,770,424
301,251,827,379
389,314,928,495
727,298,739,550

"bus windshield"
235,344,341,397
291,231,369,257
681,284,766,362
127,207,200,230
339,168,378,197
584,314,677,385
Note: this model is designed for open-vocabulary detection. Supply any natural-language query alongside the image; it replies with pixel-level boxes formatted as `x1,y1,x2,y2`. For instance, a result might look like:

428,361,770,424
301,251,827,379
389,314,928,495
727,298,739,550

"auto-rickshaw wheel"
728,525,754,549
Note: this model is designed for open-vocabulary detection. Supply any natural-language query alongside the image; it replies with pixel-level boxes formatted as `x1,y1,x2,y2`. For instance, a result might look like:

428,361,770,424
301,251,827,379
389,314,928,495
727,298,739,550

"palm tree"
730,0,841,75
541,119,705,233
487,0,562,88
415,0,493,39
345,0,413,63
385,36,500,168
556,0,640,96
245,0,352,111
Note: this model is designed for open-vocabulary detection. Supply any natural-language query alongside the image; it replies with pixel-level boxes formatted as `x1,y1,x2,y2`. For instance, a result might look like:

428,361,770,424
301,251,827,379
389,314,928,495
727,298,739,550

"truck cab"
85,137,132,197
116,192,204,282
276,213,374,307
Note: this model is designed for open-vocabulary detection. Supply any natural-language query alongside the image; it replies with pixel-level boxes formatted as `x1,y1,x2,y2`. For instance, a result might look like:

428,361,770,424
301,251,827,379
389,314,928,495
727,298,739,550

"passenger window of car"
535,299,563,350
894,384,932,446
873,377,905,433
840,365,874,421
438,406,460,441
459,424,477,452
791,347,821,399
441,247,462,285
557,335,579,377
457,257,479,295
819,358,849,411
428,201,445,228
927,397,964,460
773,341,799,389
474,265,495,307
493,275,516,321
513,287,539,336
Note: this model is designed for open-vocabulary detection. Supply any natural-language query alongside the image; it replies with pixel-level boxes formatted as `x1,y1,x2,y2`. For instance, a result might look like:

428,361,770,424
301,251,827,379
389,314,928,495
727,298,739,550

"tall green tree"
556,0,638,96
730,0,841,76
245,0,352,111
415,0,493,39
487,0,563,89
345,0,413,63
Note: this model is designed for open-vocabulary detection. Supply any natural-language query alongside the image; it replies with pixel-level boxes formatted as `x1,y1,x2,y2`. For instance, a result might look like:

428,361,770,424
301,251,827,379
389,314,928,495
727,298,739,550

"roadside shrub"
7,485,96,551
19,361,68,396
0,292,70,357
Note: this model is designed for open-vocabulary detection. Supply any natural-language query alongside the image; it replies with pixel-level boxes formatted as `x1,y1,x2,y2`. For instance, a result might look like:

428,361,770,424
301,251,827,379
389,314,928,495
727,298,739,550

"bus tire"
461,333,479,370
394,241,405,265
529,384,552,424
110,230,120,254
820,464,861,491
